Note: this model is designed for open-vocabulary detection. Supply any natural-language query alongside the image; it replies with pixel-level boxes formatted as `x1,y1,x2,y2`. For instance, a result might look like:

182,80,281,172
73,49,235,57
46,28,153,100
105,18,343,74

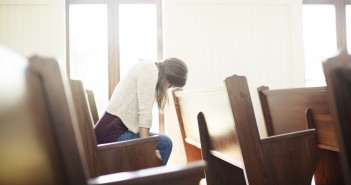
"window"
68,4,109,117
66,0,163,132
303,0,350,86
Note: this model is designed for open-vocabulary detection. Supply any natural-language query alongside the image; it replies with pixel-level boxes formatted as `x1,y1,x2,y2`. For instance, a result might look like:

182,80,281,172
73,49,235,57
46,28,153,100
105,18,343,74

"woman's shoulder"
133,60,158,73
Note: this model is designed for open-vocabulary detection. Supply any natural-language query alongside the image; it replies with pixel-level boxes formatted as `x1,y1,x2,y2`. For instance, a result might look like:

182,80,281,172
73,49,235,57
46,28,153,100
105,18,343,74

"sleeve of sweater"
136,64,158,128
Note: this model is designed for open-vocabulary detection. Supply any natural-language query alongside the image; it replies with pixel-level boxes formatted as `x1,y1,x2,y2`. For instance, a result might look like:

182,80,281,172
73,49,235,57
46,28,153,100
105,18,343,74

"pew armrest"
97,135,159,150
260,129,316,143
87,161,206,185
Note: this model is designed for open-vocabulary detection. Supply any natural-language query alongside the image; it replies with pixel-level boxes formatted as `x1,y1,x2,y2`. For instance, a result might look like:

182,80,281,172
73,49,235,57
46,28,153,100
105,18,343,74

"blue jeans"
116,131,172,165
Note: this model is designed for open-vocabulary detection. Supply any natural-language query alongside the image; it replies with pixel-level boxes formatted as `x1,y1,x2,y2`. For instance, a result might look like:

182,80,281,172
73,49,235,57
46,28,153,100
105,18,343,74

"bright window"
67,1,163,132
69,4,109,117
303,5,337,87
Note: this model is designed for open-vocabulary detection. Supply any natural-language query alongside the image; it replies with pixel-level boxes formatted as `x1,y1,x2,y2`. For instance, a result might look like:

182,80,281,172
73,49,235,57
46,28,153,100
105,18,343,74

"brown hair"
155,58,188,112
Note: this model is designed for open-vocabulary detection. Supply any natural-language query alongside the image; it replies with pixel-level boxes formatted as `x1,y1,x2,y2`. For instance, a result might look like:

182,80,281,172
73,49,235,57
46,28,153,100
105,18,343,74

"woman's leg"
116,131,172,165
149,132,173,165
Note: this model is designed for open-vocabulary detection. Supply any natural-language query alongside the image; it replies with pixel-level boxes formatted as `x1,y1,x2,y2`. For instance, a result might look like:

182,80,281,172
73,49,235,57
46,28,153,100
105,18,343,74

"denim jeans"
116,131,172,165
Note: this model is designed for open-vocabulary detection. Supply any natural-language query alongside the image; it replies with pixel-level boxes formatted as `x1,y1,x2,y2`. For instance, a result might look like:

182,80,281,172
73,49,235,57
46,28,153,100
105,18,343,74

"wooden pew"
0,46,206,185
172,88,204,162
257,86,343,185
323,51,351,185
174,87,246,184
218,74,319,185
69,79,162,177
85,89,100,124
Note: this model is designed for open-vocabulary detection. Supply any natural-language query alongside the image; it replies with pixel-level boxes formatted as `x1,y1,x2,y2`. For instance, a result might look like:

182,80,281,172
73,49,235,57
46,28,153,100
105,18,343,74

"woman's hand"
139,127,150,138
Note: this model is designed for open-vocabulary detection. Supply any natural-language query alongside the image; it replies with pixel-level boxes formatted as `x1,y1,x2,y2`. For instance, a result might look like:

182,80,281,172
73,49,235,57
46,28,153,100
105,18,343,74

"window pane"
303,5,337,87
347,5,351,54
119,4,159,132
119,4,158,77
69,4,109,118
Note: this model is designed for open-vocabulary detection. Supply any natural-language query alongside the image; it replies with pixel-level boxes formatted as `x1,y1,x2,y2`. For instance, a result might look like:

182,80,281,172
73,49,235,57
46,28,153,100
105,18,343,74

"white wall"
0,0,65,67
163,0,305,165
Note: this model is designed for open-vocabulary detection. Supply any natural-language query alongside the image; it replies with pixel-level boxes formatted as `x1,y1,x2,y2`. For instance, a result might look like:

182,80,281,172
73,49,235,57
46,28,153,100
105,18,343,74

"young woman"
94,58,188,165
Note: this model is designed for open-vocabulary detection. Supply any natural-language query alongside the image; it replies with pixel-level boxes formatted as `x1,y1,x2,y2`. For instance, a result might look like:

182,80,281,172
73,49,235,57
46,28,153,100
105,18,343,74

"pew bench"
70,79,163,177
175,81,319,185
257,86,343,185
221,74,319,185
175,86,246,183
0,45,206,185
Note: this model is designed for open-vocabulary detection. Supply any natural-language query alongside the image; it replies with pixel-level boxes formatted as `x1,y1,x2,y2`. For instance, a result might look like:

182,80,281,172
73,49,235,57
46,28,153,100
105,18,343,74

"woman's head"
155,58,188,111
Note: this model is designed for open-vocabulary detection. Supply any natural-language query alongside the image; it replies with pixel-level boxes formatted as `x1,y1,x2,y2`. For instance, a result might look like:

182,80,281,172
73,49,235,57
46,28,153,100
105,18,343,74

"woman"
94,58,188,165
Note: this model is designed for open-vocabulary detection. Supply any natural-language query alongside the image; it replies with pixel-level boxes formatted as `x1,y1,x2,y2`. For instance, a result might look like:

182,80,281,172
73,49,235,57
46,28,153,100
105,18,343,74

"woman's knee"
158,134,173,148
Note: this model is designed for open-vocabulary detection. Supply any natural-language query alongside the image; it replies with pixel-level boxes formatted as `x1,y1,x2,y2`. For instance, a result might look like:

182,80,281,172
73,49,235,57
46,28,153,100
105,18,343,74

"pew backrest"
323,50,351,185
182,87,246,185
0,46,88,185
86,89,100,124
257,86,338,151
173,87,239,163
70,80,103,177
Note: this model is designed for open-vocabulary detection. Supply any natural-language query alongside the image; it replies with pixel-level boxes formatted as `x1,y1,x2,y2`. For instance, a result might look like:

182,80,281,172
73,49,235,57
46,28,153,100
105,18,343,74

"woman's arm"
139,127,150,138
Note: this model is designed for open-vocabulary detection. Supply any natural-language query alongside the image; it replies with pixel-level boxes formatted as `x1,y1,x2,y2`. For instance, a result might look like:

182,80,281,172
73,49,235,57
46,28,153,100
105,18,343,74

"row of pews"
173,51,351,185
0,46,206,185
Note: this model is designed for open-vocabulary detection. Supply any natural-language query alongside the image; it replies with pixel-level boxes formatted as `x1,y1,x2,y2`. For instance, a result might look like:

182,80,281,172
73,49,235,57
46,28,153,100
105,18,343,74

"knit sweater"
105,61,158,133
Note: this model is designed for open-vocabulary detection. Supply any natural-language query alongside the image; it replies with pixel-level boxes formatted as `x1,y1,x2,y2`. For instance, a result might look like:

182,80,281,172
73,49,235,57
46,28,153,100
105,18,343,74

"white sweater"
105,62,158,133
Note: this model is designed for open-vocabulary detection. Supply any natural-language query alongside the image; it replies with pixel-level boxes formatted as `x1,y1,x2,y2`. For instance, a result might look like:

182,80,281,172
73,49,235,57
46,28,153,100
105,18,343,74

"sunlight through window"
303,5,337,87
119,4,159,132
69,4,109,117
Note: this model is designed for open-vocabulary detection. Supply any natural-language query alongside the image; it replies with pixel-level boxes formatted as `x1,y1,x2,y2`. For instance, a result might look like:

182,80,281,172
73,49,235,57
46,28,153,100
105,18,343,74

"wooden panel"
85,89,100,124
257,85,344,185
323,51,351,185
225,75,319,185
0,46,66,185
258,86,339,150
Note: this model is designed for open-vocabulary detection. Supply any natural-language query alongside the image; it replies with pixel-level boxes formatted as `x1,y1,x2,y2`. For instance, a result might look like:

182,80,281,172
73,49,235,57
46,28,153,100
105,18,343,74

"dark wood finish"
70,80,163,177
257,85,339,150
88,161,206,185
257,85,344,185
0,47,206,185
172,88,203,162
85,89,100,124
197,111,246,185
323,51,351,185
224,74,319,185
0,46,78,185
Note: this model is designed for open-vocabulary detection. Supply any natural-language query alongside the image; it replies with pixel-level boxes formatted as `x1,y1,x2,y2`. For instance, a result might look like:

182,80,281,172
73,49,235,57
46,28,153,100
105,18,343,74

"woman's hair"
155,58,188,112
